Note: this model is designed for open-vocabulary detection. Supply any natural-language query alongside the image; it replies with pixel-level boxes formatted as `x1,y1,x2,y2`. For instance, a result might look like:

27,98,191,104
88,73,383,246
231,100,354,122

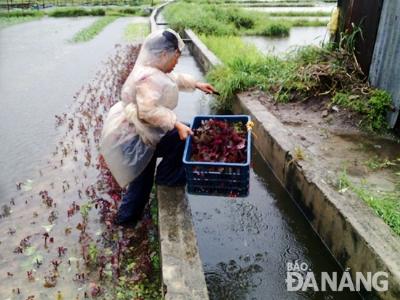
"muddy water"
189,150,360,300
0,16,147,203
242,27,330,55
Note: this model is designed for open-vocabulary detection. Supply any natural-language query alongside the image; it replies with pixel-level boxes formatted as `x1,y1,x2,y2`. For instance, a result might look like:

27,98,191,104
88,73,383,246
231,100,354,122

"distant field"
0,0,157,9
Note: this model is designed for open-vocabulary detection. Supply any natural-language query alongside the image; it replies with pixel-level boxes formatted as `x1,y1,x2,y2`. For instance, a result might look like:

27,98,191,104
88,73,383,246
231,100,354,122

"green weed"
332,90,392,132
71,16,118,43
364,156,399,170
338,170,400,236
164,2,297,37
80,201,93,221
48,7,106,17
0,9,45,28
88,243,98,263
287,18,328,27
0,15,42,28
124,22,150,42
260,23,290,37
0,10,44,17
201,33,391,132
47,6,149,17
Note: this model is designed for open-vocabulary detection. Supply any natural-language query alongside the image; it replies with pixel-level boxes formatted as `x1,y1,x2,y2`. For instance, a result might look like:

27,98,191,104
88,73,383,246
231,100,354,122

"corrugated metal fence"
369,0,400,129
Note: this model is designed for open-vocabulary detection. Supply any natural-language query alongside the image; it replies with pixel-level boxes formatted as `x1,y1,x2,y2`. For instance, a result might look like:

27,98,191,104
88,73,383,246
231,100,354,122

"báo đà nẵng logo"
285,261,389,292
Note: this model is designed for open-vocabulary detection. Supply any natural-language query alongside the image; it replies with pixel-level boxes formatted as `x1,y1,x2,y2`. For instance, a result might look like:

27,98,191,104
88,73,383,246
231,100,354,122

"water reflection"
188,150,361,299
205,255,265,300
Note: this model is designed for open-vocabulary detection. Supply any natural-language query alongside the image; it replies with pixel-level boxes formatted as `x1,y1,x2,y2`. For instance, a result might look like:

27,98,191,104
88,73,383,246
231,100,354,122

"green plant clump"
202,35,303,109
201,33,392,132
261,23,290,37
338,170,400,236
48,7,106,17
47,6,150,17
124,22,150,42
164,2,293,37
0,9,45,28
72,16,118,43
0,10,44,17
332,90,392,132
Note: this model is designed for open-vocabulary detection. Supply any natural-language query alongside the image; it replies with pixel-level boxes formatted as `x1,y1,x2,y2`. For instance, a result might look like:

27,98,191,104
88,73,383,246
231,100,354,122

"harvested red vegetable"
191,119,247,163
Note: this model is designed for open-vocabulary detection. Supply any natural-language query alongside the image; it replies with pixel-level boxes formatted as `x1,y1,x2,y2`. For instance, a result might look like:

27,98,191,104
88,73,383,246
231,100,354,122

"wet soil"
240,88,400,193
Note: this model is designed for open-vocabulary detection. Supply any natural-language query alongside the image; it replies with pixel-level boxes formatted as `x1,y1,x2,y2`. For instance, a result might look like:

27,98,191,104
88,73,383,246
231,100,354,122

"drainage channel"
188,150,361,300
158,15,361,300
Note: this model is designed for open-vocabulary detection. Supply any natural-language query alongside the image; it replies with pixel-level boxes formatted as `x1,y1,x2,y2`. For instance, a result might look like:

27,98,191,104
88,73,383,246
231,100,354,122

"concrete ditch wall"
183,29,400,300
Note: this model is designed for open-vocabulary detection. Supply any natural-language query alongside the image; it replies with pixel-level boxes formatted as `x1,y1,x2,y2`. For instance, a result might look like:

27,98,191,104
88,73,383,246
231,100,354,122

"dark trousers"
116,128,186,224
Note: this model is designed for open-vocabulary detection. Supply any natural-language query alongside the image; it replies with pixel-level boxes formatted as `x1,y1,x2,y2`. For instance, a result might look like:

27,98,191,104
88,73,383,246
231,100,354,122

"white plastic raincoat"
100,29,197,188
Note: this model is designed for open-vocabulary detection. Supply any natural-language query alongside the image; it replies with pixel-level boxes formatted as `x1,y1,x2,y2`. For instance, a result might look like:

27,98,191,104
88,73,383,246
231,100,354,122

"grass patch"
0,10,44,17
48,7,106,17
338,170,400,236
286,18,328,27
0,0,158,6
332,90,392,132
124,22,150,42
0,15,42,29
201,33,392,132
106,6,152,17
164,2,329,37
0,9,44,28
71,16,118,43
200,34,261,64
47,6,151,17
202,35,297,109
164,2,294,37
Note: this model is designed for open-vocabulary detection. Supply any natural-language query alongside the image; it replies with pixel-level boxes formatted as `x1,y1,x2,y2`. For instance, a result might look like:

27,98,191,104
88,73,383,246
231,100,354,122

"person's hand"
195,82,217,94
175,121,193,140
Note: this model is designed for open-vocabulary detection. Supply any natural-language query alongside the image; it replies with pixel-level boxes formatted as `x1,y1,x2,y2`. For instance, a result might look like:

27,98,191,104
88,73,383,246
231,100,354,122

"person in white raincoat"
100,29,216,226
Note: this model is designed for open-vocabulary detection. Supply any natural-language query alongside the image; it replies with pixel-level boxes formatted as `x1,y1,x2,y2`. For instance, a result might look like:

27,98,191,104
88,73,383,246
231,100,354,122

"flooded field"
0,16,147,204
242,26,329,55
0,17,156,300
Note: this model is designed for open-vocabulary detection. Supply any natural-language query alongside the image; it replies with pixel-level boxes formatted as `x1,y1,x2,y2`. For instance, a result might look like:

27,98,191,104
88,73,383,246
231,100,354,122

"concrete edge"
150,4,210,300
184,29,222,73
157,186,209,300
186,28,400,300
150,1,170,32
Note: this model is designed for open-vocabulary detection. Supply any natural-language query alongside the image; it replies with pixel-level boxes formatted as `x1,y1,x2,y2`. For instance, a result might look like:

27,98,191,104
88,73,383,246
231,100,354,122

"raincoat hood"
135,28,185,69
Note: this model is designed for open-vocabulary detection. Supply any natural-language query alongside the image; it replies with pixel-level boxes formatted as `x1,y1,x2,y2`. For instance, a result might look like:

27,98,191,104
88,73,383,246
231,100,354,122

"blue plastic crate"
183,115,251,197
